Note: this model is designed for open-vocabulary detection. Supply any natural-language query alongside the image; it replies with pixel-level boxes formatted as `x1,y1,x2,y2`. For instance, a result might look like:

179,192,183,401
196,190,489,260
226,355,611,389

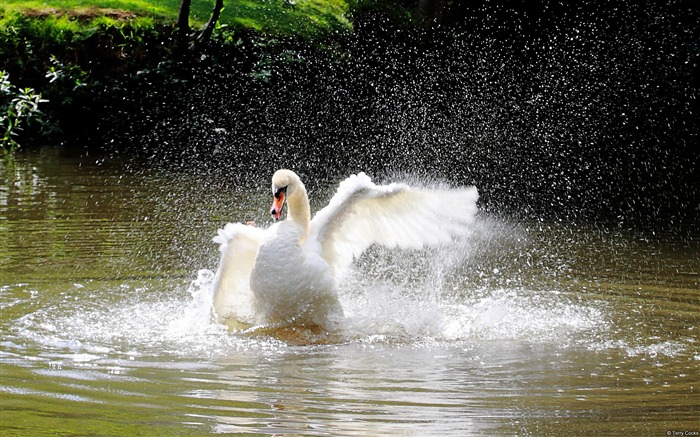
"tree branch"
194,0,225,50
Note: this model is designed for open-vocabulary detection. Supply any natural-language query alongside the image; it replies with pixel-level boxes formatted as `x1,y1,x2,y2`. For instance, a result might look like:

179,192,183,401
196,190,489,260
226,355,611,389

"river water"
1,148,698,435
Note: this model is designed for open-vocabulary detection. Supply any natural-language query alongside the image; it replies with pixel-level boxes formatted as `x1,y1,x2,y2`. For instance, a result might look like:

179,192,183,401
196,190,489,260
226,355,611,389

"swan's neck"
287,183,310,239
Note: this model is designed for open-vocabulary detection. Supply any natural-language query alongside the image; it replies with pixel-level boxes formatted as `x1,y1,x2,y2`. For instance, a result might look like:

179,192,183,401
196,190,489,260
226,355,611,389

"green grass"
0,0,353,38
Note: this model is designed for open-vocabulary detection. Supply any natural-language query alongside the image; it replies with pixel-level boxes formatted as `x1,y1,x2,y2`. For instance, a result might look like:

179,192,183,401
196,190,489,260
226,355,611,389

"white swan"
212,170,478,330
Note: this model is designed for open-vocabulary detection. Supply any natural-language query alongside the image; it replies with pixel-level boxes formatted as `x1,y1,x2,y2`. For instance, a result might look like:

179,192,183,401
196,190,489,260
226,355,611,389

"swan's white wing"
212,222,265,323
307,173,478,277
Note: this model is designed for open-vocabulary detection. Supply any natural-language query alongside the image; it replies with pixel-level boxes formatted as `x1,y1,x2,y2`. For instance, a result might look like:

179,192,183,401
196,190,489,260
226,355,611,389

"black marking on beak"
274,186,288,199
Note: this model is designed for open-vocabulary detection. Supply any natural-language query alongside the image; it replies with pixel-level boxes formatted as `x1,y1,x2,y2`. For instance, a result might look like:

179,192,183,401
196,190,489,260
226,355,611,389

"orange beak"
270,192,285,221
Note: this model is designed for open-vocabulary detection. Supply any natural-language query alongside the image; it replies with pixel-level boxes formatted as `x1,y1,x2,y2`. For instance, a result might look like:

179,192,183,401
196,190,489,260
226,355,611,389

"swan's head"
270,169,300,221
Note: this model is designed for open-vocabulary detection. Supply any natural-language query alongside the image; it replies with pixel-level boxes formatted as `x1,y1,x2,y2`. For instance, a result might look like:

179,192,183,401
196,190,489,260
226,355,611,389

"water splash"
157,213,609,347
337,216,608,343
5,210,689,362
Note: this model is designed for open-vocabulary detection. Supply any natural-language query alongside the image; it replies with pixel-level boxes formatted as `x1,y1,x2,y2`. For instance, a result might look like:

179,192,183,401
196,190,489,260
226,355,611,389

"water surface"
1,149,698,435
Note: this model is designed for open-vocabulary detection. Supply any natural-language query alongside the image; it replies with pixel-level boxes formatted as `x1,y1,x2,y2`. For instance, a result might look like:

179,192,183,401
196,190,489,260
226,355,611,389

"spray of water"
155,208,609,347
9,207,689,362
109,1,697,223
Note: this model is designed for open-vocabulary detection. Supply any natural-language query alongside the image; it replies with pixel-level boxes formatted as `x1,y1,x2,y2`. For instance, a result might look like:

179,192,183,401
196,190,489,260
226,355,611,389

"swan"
212,170,478,330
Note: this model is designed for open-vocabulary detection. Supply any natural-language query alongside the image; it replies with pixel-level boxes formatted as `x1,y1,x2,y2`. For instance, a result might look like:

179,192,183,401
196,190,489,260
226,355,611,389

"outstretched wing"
307,173,478,278
212,222,265,323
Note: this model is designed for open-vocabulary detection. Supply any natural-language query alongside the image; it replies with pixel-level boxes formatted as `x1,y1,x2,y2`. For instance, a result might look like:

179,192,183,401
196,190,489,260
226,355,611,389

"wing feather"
212,222,265,323
308,173,478,278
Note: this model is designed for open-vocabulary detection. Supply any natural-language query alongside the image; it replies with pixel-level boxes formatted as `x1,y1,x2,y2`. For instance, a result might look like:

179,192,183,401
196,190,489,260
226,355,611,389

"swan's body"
212,170,478,330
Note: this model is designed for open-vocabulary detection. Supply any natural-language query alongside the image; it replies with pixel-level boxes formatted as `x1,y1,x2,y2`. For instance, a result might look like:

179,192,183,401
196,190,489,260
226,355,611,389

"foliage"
0,11,163,86
0,0,354,39
45,56,88,106
0,9,179,145
1,71,48,152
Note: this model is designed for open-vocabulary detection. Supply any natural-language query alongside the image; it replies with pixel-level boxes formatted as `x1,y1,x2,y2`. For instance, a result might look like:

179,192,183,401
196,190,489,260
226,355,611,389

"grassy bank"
0,0,354,37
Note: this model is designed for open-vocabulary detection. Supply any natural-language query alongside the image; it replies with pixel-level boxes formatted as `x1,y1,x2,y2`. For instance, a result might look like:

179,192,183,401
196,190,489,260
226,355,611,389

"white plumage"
212,170,478,330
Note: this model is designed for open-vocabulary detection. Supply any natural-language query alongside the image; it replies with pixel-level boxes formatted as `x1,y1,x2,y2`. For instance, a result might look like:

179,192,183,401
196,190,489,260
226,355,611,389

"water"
1,149,698,435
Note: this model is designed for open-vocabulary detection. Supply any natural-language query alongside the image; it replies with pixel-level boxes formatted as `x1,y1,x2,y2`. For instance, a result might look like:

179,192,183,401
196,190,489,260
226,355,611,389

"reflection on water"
1,149,698,435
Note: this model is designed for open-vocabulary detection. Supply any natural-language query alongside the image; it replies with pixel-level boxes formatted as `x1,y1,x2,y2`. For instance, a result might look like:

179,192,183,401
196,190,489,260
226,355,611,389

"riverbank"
0,0,386,150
